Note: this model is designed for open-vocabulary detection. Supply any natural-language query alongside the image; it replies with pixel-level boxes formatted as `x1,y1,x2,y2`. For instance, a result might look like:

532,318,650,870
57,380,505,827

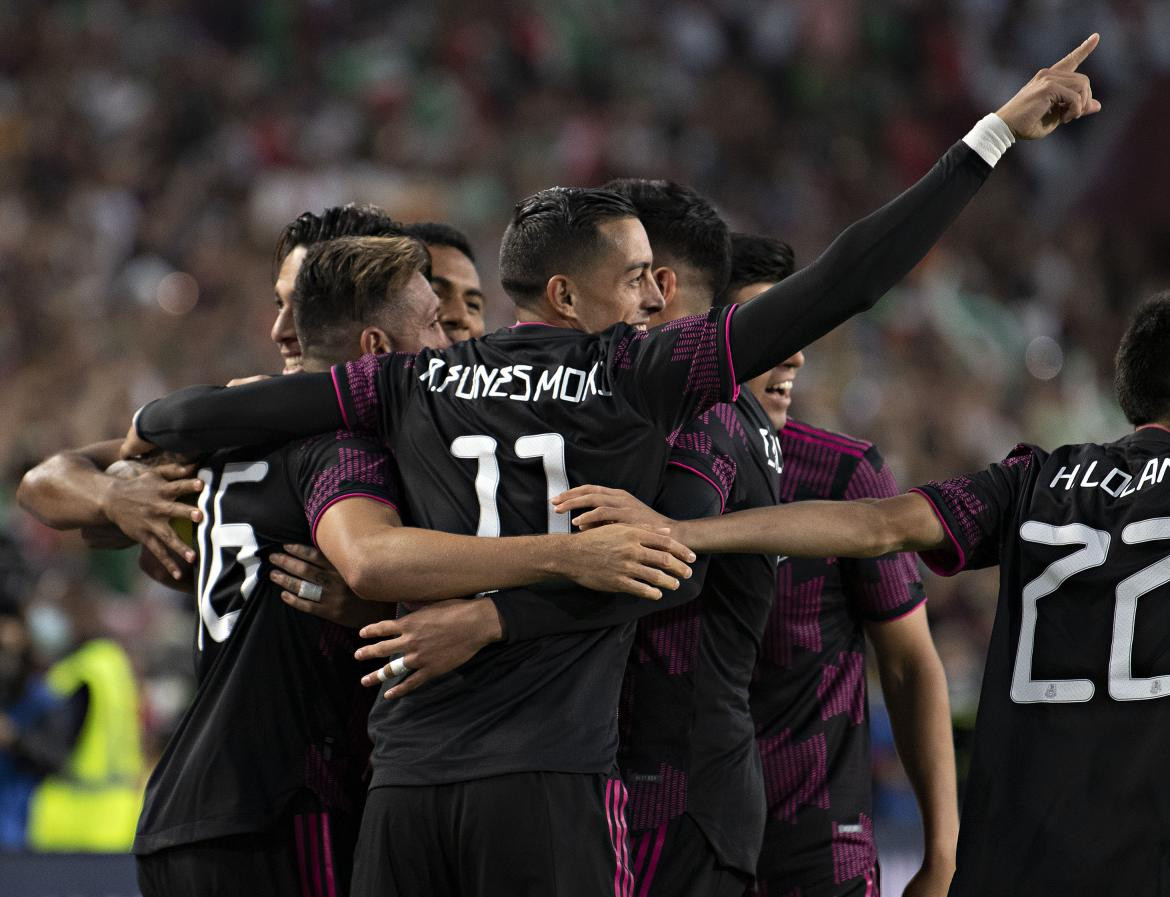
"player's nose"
271,306,296,345
439,298,472,339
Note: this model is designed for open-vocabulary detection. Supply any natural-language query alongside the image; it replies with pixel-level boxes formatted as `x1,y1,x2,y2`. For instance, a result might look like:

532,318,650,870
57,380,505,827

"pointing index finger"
1051,33,1099,73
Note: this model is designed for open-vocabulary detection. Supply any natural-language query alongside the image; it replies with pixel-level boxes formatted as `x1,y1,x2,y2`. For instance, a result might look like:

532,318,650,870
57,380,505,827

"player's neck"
1137,422,1170,435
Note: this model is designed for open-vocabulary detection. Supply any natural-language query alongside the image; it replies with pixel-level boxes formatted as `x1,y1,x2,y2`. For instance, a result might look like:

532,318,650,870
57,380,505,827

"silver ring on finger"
389,656,412,677
297,580,324,602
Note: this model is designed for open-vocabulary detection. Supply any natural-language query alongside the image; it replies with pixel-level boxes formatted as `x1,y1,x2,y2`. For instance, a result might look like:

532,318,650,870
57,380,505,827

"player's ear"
654,266,677,309
360,326,393,356
545,275,579,324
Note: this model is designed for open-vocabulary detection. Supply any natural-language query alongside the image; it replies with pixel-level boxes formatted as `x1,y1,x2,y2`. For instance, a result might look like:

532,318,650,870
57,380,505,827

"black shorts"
136,807,357,897
630,814,751,897
752,813,880,897
352,771,633,897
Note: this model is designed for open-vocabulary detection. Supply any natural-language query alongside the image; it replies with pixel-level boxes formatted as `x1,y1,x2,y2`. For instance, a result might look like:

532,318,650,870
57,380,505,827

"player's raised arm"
729,34,1101,382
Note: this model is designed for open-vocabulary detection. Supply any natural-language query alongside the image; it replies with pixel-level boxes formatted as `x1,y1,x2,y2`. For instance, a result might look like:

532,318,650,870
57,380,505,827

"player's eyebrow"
625,261,651,274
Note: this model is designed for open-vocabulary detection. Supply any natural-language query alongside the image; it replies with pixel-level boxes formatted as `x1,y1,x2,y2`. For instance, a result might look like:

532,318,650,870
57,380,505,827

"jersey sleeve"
610,305,739,434
135,375,344,452
329,351,421,443
910,442,1037,576
491,466,721,641
839,445,926,622
667,407,743,514
291,431,404,547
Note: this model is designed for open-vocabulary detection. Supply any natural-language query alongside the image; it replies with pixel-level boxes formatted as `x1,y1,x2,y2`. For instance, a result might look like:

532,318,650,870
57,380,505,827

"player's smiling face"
733,281,805,429
568,217,664,333
272,246,307,374
428,244,486,343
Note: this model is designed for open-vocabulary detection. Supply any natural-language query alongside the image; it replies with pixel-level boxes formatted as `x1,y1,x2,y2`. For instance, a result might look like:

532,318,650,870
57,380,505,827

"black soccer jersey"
619,390,781,877
326,309,738,786
751,421,924,896
133,432,400,855
914,426,1170,897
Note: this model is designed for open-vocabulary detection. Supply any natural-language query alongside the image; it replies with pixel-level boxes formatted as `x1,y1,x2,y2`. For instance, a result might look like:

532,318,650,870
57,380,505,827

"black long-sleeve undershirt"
136,140,991,453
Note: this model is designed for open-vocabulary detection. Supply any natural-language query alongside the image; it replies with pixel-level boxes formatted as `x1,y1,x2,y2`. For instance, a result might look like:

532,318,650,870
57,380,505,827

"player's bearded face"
272,246,307,374
567,217,663,333
389,273,450,352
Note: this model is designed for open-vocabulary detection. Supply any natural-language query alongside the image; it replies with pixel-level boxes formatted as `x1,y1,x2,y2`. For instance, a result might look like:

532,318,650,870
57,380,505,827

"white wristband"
962,113,1016,168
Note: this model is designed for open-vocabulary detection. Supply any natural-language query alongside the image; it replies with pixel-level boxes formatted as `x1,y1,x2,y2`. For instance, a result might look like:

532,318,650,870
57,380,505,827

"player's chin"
281,359,304,375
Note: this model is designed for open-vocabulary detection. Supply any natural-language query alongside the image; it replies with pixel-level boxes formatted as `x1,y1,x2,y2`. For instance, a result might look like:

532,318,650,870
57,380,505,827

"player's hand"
556,523,694,600
120,418,158,459
901,856,954,897
274,544,387,629
552,485,675,532
138,545,195,592
996,33,1101,139
226,374,271,388
355,598,504,700
101,458,203,580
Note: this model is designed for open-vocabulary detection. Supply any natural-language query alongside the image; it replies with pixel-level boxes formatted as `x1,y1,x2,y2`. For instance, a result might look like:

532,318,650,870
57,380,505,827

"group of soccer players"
18,33,1149,897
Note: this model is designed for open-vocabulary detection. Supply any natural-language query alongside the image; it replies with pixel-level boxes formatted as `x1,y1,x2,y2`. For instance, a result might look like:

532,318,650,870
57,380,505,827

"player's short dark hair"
498,187,638,306
292,236,430,354
605,179,731,301
1115,292,1170,426
720,232,796,304
274,205,405,276
405,222,476,265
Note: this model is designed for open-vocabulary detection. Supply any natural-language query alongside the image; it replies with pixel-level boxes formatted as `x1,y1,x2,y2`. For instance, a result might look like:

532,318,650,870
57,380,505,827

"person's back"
916,430,1170,895
336,310,737,785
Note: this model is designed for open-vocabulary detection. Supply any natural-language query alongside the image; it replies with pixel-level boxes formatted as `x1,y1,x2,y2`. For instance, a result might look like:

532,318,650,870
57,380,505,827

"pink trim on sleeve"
908,487,966,576
723,303,741,402
330,367,352,431
872,597,928,625
667,460,727,514
310,492,399,547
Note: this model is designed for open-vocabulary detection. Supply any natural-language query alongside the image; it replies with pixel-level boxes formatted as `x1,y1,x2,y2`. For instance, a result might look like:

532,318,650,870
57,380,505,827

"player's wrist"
962,113,1016,166
469,597,505,645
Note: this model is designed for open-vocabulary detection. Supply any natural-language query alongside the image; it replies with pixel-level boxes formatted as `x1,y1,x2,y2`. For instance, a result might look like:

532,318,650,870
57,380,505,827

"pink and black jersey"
620,390,781,879
751,420,924,896
327,309,739,787
914,428,1170,897
134,432,400,856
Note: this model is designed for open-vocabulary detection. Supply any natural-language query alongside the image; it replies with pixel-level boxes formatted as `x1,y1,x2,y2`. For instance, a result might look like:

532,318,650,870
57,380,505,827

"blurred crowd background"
1,0,1168,862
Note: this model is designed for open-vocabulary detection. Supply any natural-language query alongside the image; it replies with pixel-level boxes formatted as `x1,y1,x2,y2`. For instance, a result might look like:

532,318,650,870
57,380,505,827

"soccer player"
565,233,957,896
600,180,782,897
405,221,488,343
595,291,1170,897
727,234,957,897
121,45,1099,897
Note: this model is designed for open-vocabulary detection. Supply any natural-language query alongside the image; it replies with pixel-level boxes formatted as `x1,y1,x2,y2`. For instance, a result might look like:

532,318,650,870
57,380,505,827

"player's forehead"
594,216,652,275
427,244,481,291
274,245,308,301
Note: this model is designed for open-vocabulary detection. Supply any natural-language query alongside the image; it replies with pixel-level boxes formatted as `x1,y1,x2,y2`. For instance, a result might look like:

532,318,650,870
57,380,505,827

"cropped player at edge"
584,292,1170,897
121,37,1098,897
